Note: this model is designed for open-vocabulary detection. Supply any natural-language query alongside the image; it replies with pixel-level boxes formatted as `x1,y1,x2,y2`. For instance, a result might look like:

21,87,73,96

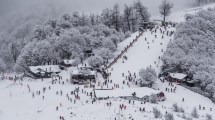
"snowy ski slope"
1,4,215,120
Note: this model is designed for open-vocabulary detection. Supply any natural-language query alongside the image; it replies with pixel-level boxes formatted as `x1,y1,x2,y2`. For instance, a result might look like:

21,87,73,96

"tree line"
0,0,152,73
195,0,215,6
0,0,176,72
162,8,215,98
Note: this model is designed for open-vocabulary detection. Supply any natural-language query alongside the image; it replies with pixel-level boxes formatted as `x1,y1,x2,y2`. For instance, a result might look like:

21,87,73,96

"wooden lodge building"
70,68,97,84
84,49,94,57
167,73,194,87
28,65,61,78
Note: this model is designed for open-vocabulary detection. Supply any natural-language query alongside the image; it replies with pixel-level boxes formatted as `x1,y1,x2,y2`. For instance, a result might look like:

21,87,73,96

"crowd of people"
1,24,214,120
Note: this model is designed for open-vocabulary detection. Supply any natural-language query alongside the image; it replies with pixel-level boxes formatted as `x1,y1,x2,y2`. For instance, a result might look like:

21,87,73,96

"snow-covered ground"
168,3,215,23
107,26,173,85
151,3,215,23
1,24,214,120
1,4,215,120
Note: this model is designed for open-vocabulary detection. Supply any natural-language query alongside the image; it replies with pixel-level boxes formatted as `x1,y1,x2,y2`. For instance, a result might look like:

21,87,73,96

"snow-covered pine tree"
153,107,163,118
191,107,198,118
95,48,114,60
87,56,103,68
165,113,174,120
139,67,157,87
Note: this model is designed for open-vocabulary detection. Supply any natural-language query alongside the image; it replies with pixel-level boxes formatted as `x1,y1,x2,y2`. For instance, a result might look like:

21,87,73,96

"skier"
90,92,92,98
60,91,63,96
142,107,145,112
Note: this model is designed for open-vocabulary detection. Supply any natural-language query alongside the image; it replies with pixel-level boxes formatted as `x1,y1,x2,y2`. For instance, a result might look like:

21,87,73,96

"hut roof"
29,65,61,74
95,88,159,99
169,73,187,80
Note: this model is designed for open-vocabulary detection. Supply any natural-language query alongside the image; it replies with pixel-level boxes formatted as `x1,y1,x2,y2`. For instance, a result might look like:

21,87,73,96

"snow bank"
95,87,159,98
169,73,187,80
169,3,215,23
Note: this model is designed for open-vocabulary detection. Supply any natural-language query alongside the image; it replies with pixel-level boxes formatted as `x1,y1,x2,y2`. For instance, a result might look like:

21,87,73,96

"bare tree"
159,0,173,24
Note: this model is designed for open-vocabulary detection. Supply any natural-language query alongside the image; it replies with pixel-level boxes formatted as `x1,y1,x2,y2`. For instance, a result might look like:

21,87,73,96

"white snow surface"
169,3,215,23
169,73,187,80
1,4,215,119
151,3,215,23
95,88,158,98
72,69,96,75
63,59,74,64
1,25,215,120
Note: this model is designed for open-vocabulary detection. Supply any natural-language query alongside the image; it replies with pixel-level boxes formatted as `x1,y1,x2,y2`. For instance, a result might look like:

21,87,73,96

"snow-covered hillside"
107,26,174,86
106,25,215,119
168,3,215,23
0,24,214,120
1,2,215,120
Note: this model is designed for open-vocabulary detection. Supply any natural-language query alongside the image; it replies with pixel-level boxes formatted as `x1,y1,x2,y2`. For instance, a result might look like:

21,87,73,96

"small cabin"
70,69,96,84
152,19,163,26
167,73,191,83
157,92,166,101
80,67,94,71
140,21,155,31
60,59,75,67
84,49,94,57
28,65,61,78
184,80,195,87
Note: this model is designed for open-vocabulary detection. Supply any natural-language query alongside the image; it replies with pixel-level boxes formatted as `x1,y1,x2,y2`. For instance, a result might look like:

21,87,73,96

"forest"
0,1,150,72
162,8,215,97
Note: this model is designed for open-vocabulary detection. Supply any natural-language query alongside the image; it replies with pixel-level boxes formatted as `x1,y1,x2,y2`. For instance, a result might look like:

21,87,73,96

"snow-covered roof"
72,70,96,75
169,73,187,80
90,71,96,75
29,65,61,74
95,88,159,98
186,80,195,83
63,59,74,64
